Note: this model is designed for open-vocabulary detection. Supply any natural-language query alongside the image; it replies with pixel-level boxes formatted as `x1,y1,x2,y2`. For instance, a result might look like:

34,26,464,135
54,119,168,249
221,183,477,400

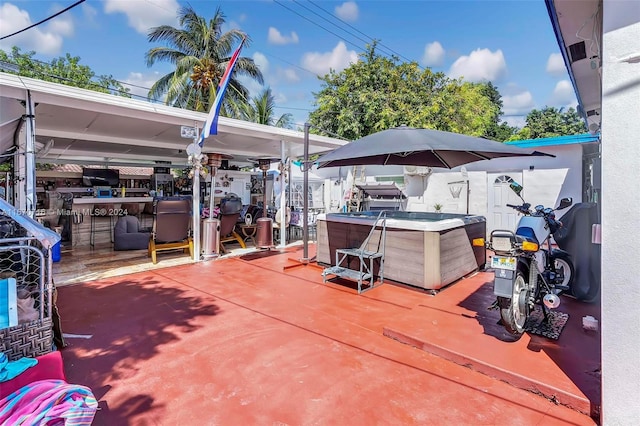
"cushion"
0,351,66,400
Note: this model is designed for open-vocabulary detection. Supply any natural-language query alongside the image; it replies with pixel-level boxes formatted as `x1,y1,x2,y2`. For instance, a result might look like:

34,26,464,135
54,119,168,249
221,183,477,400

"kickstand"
541,303,549,323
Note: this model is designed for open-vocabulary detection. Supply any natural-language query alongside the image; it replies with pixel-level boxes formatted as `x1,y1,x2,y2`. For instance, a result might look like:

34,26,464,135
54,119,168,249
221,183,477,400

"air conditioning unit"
404,166,431,176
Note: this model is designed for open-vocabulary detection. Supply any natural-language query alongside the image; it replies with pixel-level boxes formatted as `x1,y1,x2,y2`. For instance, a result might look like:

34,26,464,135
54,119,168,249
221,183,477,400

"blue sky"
0,0,576,128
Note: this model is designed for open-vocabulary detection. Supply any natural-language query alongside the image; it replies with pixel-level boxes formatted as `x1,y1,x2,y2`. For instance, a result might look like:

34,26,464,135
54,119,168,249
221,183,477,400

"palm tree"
145,5,263,112
237,88,294,128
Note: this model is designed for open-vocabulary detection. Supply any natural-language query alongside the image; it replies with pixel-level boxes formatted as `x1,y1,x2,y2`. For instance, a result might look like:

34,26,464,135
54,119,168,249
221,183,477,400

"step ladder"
322,210,387,294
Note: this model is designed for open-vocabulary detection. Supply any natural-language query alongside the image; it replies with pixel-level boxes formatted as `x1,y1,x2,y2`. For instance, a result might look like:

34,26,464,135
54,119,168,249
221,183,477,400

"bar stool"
90,203,116,246
141,201,154,228
120,202,141,219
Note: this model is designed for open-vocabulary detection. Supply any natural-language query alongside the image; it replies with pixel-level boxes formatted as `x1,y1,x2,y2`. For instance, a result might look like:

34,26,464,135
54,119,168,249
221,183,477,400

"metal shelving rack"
0,197,60,360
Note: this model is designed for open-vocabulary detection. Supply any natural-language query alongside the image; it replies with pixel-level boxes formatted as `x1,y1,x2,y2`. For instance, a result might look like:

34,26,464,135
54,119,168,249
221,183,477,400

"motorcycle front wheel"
498,271,528,336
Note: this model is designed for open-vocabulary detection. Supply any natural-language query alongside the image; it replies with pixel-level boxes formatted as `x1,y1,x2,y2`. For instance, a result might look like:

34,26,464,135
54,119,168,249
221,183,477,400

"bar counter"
69,197,154,248
72,196,151,205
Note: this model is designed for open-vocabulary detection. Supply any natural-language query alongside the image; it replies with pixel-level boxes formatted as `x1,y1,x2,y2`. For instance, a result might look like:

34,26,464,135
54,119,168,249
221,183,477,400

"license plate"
491,256,517,271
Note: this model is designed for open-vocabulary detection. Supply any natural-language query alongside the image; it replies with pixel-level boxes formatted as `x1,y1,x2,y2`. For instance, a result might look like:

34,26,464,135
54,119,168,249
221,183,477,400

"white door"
487,173,522,236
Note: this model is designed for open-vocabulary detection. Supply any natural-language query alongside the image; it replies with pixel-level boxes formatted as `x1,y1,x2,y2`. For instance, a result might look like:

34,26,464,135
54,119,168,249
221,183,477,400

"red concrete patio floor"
57,246,599,425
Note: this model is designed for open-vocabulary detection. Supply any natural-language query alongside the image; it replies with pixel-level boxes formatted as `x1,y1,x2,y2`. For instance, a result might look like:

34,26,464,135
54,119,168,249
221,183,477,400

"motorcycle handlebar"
506,203,532,214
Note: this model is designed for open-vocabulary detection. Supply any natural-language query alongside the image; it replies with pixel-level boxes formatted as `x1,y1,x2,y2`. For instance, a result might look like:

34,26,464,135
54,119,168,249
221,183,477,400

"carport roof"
0,72,347,167
506,133,599,148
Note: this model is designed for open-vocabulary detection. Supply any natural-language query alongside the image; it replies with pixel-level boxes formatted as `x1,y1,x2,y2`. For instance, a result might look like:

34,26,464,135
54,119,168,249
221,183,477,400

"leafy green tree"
479,82,517,141
235,88,293,128
509,106,587,140
146,5,263,112
0,46,130,96
309,43,498,140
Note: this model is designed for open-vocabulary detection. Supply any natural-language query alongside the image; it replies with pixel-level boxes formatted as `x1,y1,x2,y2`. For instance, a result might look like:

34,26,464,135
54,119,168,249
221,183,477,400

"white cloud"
0,3,72,55
502,90,535,116
422,41,445,67
267,27,299,45
221,20,241,34
238,75,264,99
546,53,566,77
82,3,97,21
121,71,163,100
104,0,179,34
502,115,527,129
449,48,507,82
273,91,287,104
253,52,269,75
278,68,300,83
256,53,300,86
335,2,359,22
549,80,577,106
48,15,74,37
301,41,358,76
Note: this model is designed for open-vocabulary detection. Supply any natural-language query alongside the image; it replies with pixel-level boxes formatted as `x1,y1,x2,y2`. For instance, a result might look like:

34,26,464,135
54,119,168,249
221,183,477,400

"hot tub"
316,211,486,290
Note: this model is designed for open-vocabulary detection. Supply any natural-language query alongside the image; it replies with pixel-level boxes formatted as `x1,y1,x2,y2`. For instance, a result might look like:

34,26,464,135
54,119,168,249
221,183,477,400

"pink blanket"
0,351,66,400
0,379,97,425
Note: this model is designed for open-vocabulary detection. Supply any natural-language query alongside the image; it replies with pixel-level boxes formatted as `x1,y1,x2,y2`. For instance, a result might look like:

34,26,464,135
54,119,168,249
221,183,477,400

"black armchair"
148,197,193,264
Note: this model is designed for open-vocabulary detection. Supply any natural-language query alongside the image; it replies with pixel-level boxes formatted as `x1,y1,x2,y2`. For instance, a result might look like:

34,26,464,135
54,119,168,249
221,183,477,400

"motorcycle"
485,182,575,336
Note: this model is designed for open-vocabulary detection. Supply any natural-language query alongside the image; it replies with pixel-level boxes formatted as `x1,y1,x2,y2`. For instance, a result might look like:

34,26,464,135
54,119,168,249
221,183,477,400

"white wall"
206,170,252,204
406,144,584,218
601,7,640,424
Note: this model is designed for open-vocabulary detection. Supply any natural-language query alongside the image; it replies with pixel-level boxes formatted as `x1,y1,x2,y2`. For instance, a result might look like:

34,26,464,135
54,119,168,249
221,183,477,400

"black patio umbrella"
316,125,553,169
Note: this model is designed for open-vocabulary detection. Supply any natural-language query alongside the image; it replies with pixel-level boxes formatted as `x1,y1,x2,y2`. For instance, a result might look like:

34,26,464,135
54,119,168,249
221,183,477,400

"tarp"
0,198,60,249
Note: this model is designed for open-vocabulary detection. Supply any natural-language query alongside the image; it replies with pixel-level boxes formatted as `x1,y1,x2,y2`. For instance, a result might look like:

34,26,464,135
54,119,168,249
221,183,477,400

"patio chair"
218,194,245,253
219,212,245,253
272,208,290,242
148,197,193,264
289,209,302,240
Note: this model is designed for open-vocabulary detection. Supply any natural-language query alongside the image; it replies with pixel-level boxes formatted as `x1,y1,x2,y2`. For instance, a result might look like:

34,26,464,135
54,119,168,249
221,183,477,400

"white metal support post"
191,124,201,262
302,123,310,262
17,90,38,217
279,140,287,248
25,90,37,218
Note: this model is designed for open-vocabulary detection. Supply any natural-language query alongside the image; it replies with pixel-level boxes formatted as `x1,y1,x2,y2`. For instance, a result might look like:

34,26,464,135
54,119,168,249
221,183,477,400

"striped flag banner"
198,38,246,147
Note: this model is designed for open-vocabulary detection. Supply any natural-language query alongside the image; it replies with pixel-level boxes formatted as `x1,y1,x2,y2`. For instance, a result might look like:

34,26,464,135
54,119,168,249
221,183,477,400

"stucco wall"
405,144,583,220
601,8,640,424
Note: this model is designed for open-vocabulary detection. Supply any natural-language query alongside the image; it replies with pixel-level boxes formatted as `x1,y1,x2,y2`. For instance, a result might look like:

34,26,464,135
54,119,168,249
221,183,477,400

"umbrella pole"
466,180,470,214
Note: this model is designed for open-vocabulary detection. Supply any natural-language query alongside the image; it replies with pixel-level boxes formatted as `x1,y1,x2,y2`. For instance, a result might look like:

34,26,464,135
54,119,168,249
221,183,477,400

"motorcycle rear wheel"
498,271,528,336
552,252,574,290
